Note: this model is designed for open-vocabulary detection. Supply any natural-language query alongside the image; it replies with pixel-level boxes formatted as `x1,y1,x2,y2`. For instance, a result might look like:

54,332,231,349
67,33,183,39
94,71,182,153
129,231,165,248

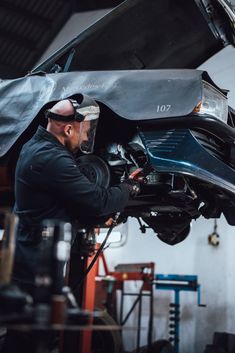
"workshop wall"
39,9,235,353
105,217,235,353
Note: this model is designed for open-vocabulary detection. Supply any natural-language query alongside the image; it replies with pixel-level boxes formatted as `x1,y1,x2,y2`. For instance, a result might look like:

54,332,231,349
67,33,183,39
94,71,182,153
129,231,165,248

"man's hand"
123,179,141,198
122,167,150,197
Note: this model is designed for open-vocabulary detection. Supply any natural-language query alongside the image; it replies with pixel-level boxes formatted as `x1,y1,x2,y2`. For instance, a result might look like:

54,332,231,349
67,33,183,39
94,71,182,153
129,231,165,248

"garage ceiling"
0,0,122,79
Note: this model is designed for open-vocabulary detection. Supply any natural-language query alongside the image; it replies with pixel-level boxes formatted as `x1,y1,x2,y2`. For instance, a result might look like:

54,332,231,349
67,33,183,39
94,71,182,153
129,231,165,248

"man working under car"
2,94,140,353
12,93,139,292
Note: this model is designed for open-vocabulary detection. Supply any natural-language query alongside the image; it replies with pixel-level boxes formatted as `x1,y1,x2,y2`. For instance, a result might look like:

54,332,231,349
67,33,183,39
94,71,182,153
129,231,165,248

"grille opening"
191,129,230,164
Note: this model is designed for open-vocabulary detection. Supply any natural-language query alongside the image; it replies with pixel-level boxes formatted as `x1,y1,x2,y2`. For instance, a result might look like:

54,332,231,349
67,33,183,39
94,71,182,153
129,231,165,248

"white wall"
104,216,235,353
39,8,235,353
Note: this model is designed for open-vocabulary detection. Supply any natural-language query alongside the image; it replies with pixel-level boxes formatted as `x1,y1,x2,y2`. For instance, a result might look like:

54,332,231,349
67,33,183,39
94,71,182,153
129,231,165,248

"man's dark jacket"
13,126,130,284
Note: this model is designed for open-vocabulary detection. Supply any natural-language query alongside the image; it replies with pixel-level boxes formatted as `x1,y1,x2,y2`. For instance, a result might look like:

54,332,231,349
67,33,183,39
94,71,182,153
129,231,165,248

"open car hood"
1,0,235,158
34,0,235,73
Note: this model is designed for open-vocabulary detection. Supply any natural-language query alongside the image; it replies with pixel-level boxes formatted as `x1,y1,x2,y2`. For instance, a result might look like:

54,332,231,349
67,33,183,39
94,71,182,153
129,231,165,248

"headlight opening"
193,81,228,123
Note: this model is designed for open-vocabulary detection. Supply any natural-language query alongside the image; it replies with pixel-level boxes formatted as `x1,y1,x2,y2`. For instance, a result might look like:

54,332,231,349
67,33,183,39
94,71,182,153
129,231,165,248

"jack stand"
155,274,206,353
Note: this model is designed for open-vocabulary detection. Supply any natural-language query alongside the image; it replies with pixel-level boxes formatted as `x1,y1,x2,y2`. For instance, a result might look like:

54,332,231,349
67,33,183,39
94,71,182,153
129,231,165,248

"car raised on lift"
1,0,235,244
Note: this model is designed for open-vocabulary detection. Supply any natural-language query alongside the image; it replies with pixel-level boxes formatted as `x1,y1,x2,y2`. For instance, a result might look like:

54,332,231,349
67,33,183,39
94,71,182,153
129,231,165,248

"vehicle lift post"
155,274,206,353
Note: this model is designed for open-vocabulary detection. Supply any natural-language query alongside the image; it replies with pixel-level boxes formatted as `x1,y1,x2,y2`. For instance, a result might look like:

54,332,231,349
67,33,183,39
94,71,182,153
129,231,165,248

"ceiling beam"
1,0,53,28
0,29,37,50
73,0,122,11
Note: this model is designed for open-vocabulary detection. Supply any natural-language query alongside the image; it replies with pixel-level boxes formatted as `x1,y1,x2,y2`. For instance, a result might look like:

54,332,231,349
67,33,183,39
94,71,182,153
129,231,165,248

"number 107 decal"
156,104,171,112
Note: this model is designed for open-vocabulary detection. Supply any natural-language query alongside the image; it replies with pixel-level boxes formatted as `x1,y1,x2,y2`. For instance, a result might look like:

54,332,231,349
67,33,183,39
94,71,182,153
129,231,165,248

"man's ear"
64,124,72,137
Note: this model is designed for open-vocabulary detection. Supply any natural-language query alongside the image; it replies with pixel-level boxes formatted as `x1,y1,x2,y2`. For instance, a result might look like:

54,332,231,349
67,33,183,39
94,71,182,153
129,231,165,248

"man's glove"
123,179,141,198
